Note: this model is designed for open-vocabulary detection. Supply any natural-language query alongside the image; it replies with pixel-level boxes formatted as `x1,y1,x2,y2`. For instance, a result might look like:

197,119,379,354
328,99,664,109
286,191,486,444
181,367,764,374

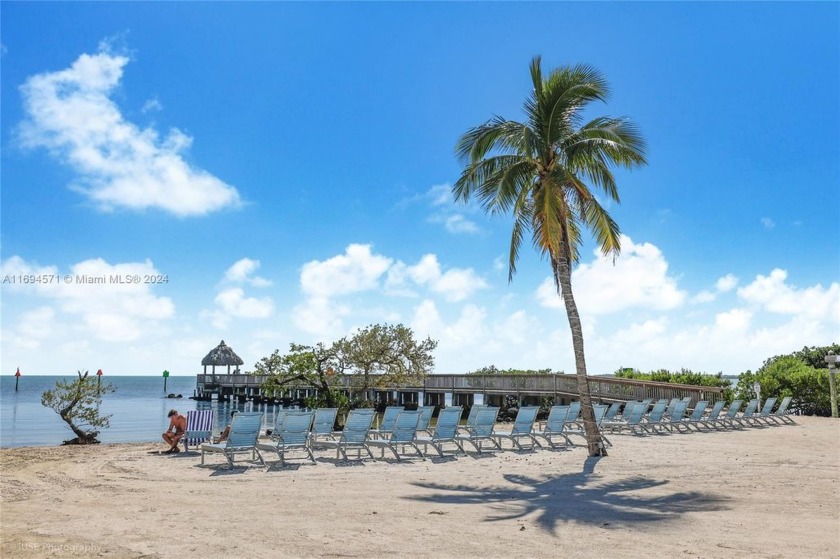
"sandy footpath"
1,416,838,559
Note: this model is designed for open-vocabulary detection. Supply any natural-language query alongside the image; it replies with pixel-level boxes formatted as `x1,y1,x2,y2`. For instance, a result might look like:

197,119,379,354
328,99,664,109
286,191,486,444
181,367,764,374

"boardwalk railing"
197,373,725,404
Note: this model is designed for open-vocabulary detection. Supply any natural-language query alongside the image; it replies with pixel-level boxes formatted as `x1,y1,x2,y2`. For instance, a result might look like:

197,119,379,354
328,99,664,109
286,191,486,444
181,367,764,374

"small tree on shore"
41,370,115,444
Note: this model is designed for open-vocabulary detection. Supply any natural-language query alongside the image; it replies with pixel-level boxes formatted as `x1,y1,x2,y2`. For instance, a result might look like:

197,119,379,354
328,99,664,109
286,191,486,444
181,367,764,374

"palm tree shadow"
406,456,729,532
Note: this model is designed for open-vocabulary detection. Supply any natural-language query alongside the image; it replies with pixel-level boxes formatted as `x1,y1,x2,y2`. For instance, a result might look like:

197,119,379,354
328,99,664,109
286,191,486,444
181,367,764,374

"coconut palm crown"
453,56,646,456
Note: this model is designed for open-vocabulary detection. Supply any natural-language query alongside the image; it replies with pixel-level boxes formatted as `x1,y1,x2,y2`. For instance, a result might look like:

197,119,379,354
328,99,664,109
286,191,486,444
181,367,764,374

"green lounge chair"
367,410,425,461
257,411,315,467
415,406,463,457
200,412,265,468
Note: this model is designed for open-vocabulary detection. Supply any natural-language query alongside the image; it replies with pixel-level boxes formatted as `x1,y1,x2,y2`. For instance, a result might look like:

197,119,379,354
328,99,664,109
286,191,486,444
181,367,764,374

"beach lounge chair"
604,402,622,422
492,406,540,450
664,401,690,432
560,404,611,445
768,396,794,425
696,400,726,430
415,406,463,457
267,409,289,440
732,399,759,428
182,409,214,451
416,406,434,436
639,400,668,434
455,406,501,453
534,405,568,448
369,406,404,439
309,408,338,442
257,411,315,467
315,408,376,461
459,404,488,435
603,402,647,435
200,412,265,468
563,401,582,429
716,399,743,429
367,410,424,461
748,397,778,426
680,400,709,430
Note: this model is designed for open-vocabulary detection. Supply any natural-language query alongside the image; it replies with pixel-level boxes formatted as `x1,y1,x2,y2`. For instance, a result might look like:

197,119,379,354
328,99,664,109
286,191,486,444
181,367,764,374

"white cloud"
535,235,686,315
716,274,738,292
737,269,840,322
386,254,487,302
209,288,274,329
444,214,479,234
224,258,271,287
300,244,392,298
761,217,775,229
0,255,174,343
17,46,240,216
141,97,162,113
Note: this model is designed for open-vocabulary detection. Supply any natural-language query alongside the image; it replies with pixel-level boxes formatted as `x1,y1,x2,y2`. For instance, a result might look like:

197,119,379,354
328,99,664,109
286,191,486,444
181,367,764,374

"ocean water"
0,375,282,448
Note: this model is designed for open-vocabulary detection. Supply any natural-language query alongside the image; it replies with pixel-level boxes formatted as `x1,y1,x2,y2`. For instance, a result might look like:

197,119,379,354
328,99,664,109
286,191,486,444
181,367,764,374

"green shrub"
736,355,832,416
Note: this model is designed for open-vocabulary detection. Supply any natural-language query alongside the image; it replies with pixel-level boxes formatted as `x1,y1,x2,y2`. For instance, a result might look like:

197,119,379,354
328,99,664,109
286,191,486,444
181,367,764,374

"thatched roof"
201,340,244,367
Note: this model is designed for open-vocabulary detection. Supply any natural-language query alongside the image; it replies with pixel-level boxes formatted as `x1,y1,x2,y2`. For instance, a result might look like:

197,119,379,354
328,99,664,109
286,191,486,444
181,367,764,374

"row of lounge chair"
187,396,795,468
603,396,795,435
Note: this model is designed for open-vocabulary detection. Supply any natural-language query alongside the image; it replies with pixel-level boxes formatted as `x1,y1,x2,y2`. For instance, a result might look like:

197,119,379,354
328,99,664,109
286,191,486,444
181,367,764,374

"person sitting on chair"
217,411,238,443
162,409,186,454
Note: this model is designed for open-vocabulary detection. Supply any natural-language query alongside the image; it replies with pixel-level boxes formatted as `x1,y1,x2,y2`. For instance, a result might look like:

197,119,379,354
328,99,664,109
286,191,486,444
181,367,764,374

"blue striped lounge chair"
367,410,424,461
679,401,709,431
315,408,376,461
182,409,214,451
561,404,610,443
455,406,501,453
257,411,315,467
664,401,690,432
492,406,540,450
603,402,647,435
415,406,463,457
604,402,622,421
563,401,582,430
639,400,669,434
716,399,744,429
200,412,264,468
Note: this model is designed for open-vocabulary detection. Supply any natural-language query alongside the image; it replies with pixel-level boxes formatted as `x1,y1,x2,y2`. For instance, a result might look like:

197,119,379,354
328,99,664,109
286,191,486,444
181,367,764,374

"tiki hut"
201,340,244,376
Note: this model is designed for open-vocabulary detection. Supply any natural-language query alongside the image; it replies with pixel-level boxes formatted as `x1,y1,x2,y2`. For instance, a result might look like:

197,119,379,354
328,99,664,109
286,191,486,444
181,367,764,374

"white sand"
1,416,838,558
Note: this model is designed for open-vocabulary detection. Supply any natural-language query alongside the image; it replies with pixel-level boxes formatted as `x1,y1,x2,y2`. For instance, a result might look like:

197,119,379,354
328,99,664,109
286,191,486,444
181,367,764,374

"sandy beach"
1,416,838,559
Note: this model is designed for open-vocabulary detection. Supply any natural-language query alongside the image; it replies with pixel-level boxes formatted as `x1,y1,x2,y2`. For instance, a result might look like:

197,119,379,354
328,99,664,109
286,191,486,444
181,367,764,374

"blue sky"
1,2,838,377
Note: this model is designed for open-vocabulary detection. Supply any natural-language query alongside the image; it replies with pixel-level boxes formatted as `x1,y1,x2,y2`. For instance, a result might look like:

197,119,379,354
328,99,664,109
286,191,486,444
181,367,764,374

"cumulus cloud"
0,255,174,343
716,274,738,292
737,269,840,322
300,244,392,298
535,235,686,315
385,254,487,302
223,258,271,287
17,45,240,216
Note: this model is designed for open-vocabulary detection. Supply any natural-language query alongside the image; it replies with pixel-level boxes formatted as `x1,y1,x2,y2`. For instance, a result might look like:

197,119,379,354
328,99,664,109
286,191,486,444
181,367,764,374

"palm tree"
453,56,646,456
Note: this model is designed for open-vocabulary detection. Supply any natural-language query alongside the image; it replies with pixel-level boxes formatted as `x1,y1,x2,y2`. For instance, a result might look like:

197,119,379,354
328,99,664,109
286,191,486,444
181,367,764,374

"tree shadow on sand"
405,457,730,532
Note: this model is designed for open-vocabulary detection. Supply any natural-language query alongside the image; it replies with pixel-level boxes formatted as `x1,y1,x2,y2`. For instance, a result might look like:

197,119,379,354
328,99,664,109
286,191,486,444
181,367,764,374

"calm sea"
0,375,282,448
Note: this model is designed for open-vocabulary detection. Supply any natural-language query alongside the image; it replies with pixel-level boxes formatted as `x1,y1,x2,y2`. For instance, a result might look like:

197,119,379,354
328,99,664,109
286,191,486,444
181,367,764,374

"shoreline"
2,416,838,558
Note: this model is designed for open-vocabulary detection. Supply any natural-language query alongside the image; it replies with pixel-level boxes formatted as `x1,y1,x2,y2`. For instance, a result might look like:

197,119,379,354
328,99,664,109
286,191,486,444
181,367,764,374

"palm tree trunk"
554,251,607,457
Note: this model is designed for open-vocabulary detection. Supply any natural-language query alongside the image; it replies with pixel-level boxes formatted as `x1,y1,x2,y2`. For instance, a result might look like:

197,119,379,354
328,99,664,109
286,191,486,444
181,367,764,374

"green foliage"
339,323,437,394
255,323,438,404
41,370,115,444
614,368,733,401
466,365,555,375
255,343,342,407
736,355,832,416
